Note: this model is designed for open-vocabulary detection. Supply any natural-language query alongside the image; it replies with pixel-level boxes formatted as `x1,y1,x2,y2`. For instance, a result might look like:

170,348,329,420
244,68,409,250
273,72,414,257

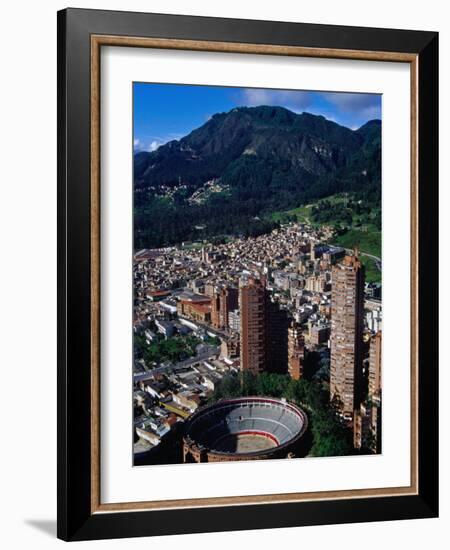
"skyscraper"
288,321,305,380
266,300,288,374
240,278,267,375
239,277,288,375
353,400,382,453
330,254,365,419
220,286,239,329
211,290,221,329
212,286,239,330
368,330,382,404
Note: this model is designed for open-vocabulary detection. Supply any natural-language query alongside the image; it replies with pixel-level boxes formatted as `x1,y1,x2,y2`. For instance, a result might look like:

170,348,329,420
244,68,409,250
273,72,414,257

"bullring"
183,396,308,462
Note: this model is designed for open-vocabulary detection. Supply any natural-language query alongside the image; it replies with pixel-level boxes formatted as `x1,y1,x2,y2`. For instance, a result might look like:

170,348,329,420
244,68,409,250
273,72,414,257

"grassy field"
332,228,381,258
271,204,313,224
360,256,381,283
271,193,378,227
271,196,381,256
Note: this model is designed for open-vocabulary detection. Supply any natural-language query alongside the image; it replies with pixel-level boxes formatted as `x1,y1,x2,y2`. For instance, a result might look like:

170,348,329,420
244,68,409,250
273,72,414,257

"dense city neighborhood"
133,219,382,464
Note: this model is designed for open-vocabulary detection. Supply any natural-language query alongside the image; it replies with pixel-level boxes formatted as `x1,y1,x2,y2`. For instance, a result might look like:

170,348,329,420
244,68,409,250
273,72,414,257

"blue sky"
133,82,381,153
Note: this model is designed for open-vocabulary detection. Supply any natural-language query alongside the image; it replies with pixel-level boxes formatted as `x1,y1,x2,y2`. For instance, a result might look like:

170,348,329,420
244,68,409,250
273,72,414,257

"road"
133,345,220,382
180,317,230,339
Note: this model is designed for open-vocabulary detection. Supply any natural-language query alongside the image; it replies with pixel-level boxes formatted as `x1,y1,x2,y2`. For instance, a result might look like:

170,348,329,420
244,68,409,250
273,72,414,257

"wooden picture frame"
57,8,438,541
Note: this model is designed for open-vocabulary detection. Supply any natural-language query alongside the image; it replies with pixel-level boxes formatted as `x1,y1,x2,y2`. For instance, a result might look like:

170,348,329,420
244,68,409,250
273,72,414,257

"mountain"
134,106,381,248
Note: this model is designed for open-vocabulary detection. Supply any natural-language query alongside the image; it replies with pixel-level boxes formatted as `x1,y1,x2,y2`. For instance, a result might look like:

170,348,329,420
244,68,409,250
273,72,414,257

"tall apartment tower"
368,330,382,403
211,291,221,329
239,278,267,375
288,322,305,380
266,300,288,374
212,286,239,330
220,287,238,329
330,254,365,419
239,277,288,375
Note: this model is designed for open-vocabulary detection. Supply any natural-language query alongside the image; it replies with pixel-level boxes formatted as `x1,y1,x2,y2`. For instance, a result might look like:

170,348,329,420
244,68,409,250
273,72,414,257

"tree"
209,373,241,401
134,334,202,366
209,372,354,458
254,373,290,398
241,371,257,395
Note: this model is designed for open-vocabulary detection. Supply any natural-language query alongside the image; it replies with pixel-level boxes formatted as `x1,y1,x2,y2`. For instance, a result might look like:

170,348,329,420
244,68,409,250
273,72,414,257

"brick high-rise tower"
266,300,288,374
288,321,305,380
368,330,382,403
330,254,365,419
220,287,238,329
239,277,288,375
211,290,221,329
212,286,239,330
239,278,267,375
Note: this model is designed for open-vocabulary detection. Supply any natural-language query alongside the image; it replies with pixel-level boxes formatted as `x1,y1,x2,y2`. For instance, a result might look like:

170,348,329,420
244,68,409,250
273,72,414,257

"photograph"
0,0,443,546
132,83,383,466
52,5,438,542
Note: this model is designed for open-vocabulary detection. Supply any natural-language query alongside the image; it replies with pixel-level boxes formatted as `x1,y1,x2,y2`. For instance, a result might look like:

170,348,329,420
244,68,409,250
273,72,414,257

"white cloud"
149,140,161,152
234,88,381,126
322,92,379,110
239,88,314,112
134,134,184,154
322,92,381,120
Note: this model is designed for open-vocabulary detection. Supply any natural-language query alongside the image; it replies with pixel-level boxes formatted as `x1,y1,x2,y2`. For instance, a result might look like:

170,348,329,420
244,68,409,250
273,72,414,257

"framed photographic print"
57,8,439,541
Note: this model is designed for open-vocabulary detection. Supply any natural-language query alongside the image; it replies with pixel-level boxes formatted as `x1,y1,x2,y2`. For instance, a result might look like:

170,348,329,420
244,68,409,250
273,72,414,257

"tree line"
209,371,354,458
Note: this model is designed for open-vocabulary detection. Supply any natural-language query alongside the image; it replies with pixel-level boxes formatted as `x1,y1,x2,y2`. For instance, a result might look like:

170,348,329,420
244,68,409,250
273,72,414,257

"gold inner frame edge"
90,34,419,514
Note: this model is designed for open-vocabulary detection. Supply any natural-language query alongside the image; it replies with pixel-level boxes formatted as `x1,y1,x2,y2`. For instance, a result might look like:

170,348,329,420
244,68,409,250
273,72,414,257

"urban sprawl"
133,221,382,463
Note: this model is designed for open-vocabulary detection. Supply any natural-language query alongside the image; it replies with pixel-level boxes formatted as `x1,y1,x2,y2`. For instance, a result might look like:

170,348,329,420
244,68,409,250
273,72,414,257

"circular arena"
183,397,308,462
